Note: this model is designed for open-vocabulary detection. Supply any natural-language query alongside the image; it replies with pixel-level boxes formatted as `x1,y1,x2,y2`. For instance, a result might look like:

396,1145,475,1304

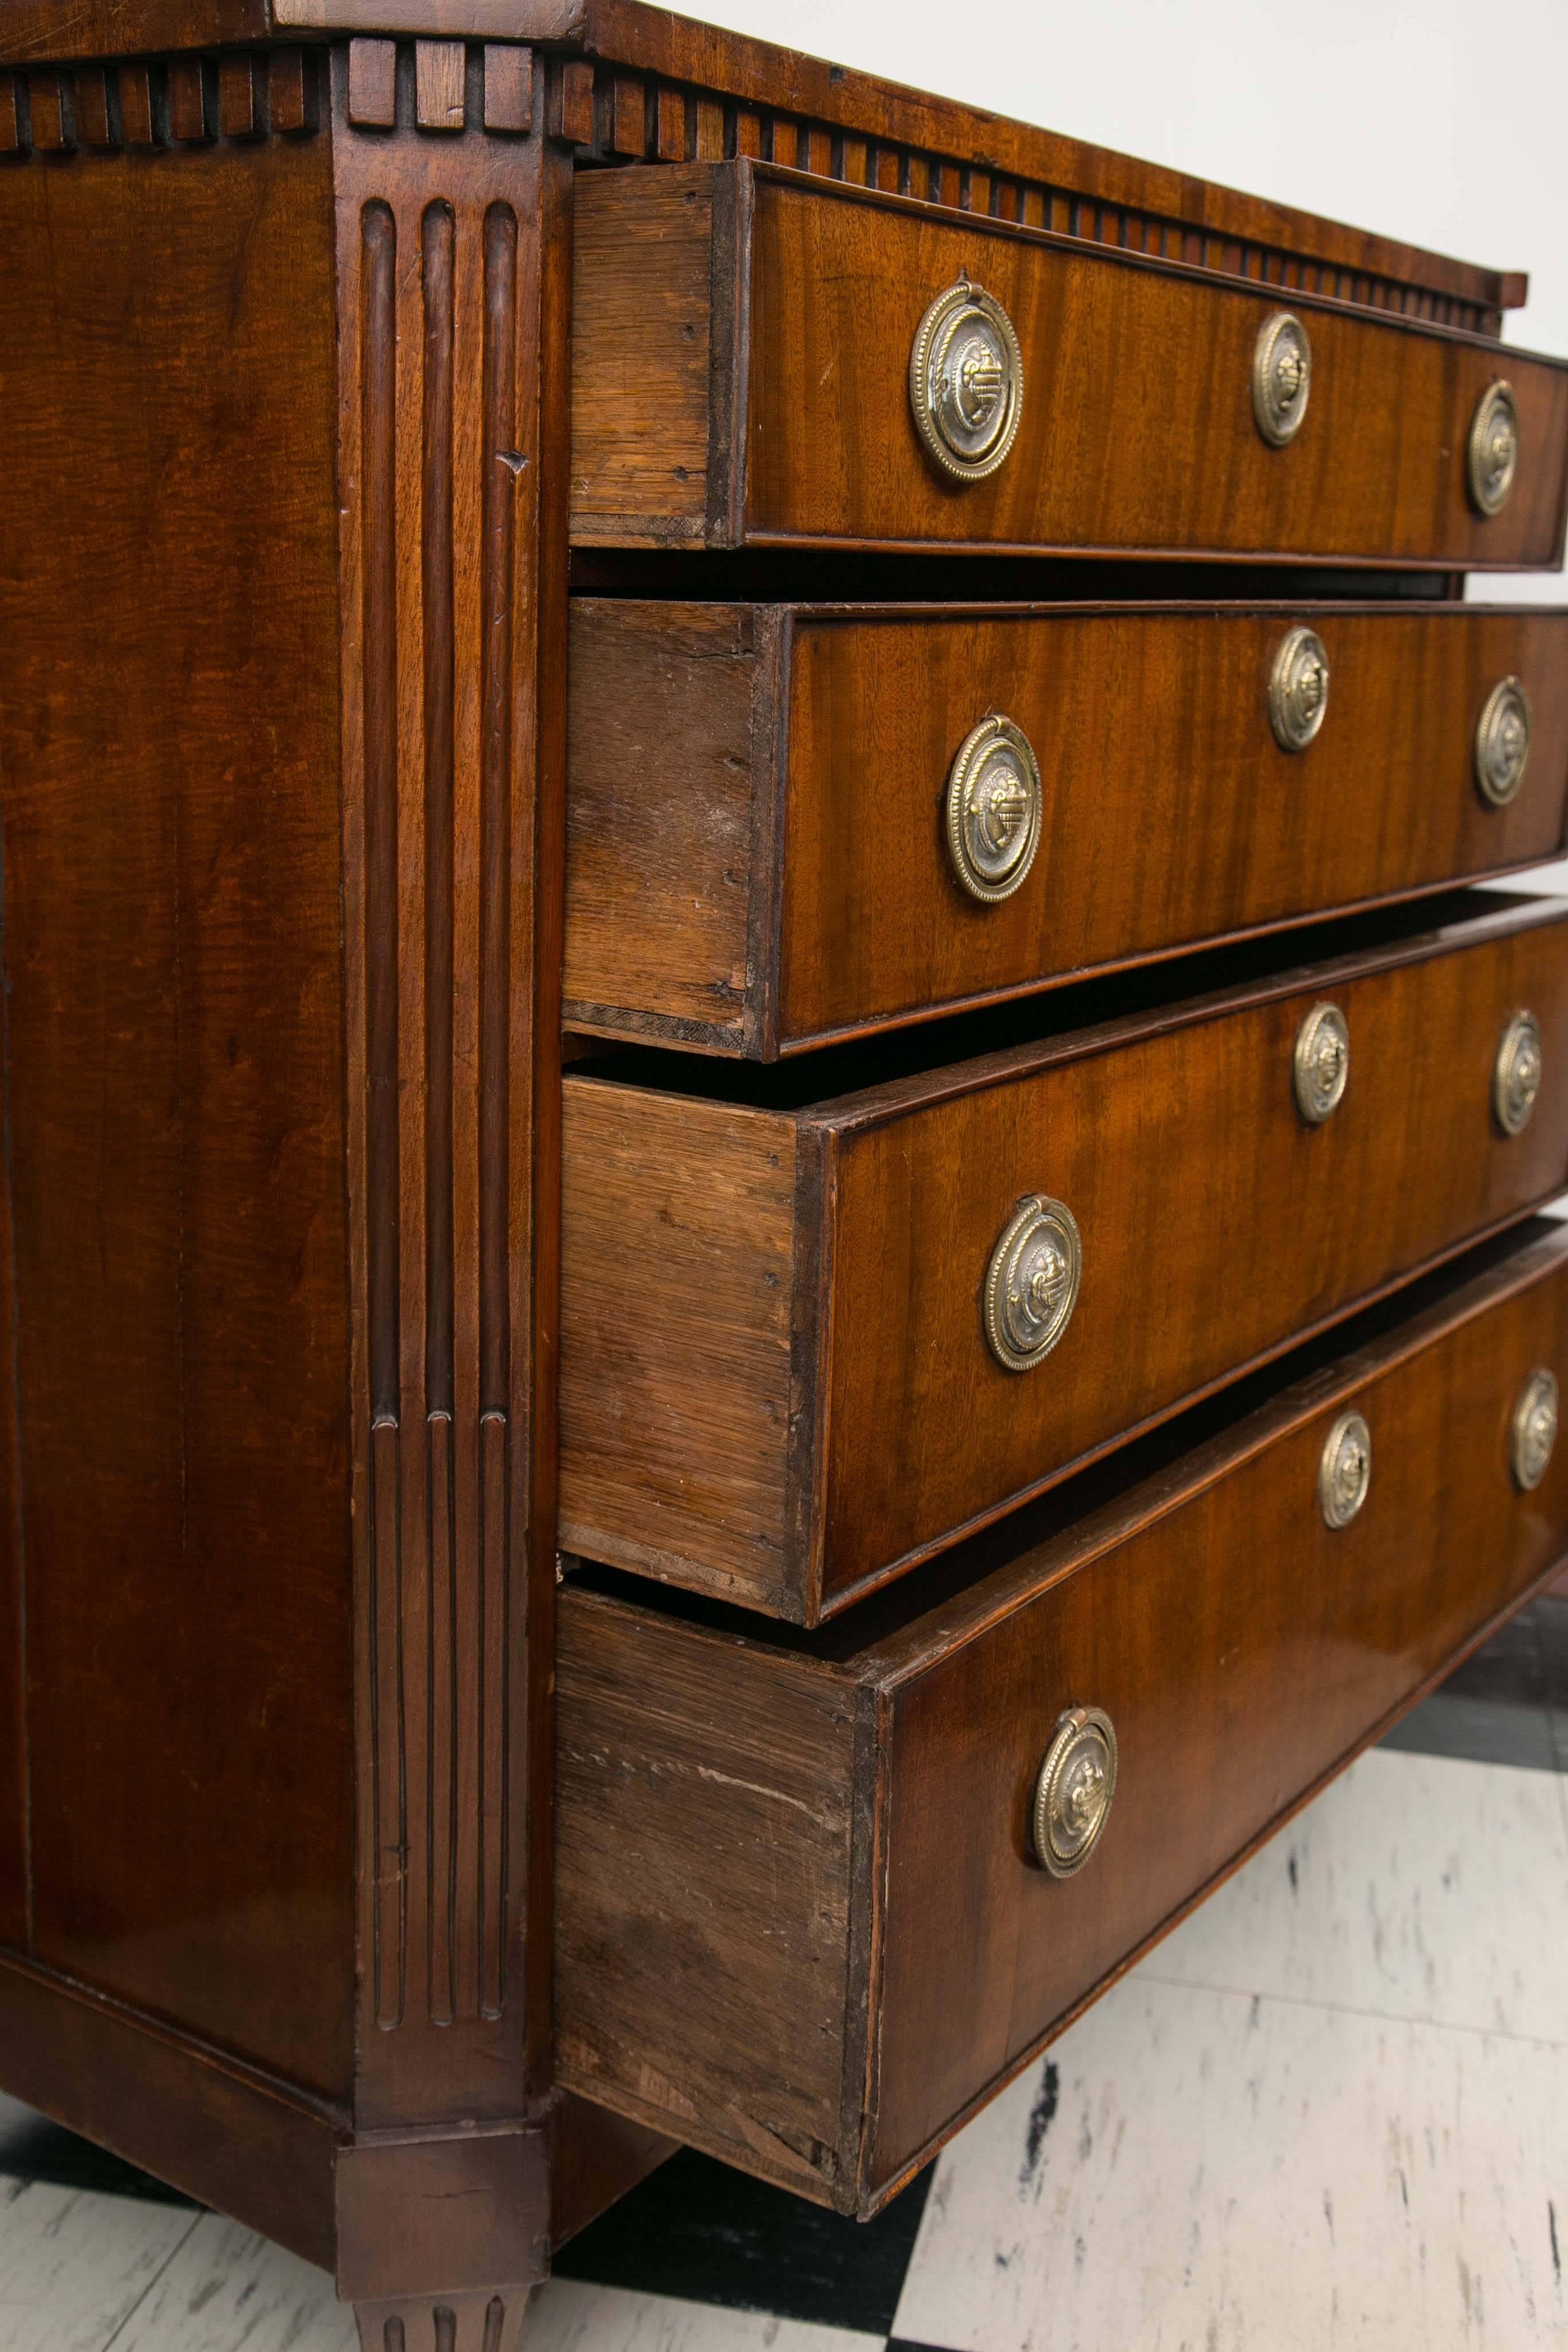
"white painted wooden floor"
3,1737,1566,2350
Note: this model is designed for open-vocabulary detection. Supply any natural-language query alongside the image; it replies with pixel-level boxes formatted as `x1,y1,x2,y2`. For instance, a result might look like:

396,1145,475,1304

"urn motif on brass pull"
1293,1001,1350,1125
1475,677,1533,807
1033,1706,1118,1879
983,1195,1082,1373
909,277,1024,482
946,715,1043,902
1468,382,1520,517
1252,311,1312,446
1511,1369,1559,1492
1493,1010,1543,1137
1269,625,1330,752
1319,1409,1371,1530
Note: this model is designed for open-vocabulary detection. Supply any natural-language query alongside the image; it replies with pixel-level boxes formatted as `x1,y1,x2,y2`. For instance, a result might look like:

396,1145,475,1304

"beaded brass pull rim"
1293,1001,1350,1126
1319,1409,1371,1530
909,276,1025,484
1252,311,1312,447
1511,1369,1559,1493
944,714,1044,903
1475,676,1532,807
1493,1010,1543,1138
983,1194,1082,1373
1032,1706,1118,1880
1268,625,1330,753
1468,381,1520,518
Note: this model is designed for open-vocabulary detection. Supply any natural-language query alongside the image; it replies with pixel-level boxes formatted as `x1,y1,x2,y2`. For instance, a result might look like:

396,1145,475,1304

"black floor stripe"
0,2110,198,2207
1382,1596,1568,1773
554,2145,934,2337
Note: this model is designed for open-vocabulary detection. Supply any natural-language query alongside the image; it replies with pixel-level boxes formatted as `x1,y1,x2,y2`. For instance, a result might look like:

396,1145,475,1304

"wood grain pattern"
569,162,719,542
218,50,263,136
3,0,1562,2301
561,897,1568,1621
0,120,355,2097
559,1088,802,1613
0,0,1527,335
483,42,531,134
329,44,562,2131
72,67,112,144
536,15,1520,332
415,38,467,130
556,1607,859,2194
0,1943,342,2266
556,1220,1568,2210
0,48,326,150
0,930,23,1957
570,163,1568,565
0,0,273,61
0,28,586,2307
548,2094,676,2249
564,598,782,1051
336,2127,550,2301
168,55,214,139
565,600,1568,1057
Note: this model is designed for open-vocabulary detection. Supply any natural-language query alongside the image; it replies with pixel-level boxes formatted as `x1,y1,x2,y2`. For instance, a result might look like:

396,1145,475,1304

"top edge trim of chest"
567,159,1568,569
0,0,1524,324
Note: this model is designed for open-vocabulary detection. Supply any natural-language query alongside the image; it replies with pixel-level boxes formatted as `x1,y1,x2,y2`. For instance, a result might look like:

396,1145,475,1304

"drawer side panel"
564,601,763,1052
555,1596,859,2205
570,165,719,546
559,1083,798,1613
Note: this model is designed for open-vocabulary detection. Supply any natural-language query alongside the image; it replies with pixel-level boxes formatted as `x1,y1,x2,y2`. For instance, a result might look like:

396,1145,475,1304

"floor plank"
1143,1748,1568,2039
107,2214,357,2352
0,2175,198,2352
894,1978,1568,2352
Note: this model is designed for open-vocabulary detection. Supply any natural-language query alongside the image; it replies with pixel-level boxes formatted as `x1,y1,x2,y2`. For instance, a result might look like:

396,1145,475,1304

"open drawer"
556,1220,1568,2213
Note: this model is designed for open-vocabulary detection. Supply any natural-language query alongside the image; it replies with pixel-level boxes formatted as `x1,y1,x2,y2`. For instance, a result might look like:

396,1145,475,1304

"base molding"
0,1950,676,2304
0,1946,341,2267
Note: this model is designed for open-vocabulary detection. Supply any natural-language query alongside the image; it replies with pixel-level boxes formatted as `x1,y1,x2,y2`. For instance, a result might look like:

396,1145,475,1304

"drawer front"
822,906,1568,1607
565,601,1568,1057
559,903,1568,1622
556,1225,1568,2213
570,164,1568,566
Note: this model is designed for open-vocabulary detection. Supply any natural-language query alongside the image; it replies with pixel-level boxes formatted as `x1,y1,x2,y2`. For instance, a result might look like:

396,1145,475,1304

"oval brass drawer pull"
1319,1409,1372,1529
1511,1369,1559,1491
1033,1706,1118,1879
1294,1000,1350,1125
983,1194,1081,1372
1494,1010,1543,1136
909,276,1024,483
1269,625,1330,751
1468,381,1520,516
1475,676,1533,806
1253,310,1312,446
946,715,1042,902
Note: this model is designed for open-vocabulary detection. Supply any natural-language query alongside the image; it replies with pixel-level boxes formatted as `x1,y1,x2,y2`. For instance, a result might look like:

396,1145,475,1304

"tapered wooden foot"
353,2287,539,2352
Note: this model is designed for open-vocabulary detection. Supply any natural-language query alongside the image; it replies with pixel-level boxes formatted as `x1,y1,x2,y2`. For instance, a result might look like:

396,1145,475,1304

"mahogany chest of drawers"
0,5,1565,2347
